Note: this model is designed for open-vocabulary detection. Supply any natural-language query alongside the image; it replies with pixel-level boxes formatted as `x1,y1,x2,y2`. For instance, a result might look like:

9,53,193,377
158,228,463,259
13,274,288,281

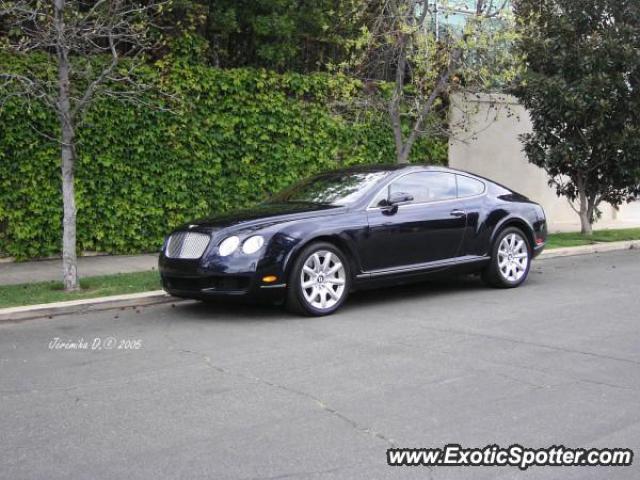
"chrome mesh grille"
166,232,211,259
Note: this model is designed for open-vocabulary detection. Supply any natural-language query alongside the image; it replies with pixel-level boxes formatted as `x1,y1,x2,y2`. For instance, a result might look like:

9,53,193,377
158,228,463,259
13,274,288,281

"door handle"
450,209,466,218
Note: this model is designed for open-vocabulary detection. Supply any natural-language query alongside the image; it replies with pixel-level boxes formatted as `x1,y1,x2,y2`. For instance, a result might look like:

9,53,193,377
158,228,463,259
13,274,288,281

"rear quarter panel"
460,184,545,257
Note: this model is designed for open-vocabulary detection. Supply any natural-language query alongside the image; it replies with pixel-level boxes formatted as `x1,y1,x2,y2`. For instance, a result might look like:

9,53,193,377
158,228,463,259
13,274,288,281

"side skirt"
354,255,490,288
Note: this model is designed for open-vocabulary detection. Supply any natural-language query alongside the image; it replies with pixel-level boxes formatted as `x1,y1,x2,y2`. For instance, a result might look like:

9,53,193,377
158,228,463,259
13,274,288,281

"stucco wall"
448,93,640,232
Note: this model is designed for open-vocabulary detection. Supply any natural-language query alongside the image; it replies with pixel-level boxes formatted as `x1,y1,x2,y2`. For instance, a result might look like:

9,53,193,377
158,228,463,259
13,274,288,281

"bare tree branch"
0,0,164,290
350,0,516,164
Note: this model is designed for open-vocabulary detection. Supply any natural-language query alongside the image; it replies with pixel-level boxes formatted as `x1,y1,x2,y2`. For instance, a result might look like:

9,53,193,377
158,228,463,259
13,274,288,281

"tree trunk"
578,210,592,236
55,0,79,291
389,99,408,164
390,37,408,165
397,148,410,164
60,123,78,291
577,180,593,236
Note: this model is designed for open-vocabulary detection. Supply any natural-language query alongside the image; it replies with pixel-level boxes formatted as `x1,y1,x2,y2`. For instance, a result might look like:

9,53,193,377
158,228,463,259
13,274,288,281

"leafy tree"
207,0,367,72
350,0,519,164
513,0,640,235
0,0,162,290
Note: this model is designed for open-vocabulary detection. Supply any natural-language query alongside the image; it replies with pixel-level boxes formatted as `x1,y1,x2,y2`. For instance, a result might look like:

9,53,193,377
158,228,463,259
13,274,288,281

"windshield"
267,171,388,206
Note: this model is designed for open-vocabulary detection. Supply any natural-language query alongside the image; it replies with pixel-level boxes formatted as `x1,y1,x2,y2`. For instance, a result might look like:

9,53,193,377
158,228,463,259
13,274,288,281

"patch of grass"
0,271,161,309
546,228,640,250
2,227,640,308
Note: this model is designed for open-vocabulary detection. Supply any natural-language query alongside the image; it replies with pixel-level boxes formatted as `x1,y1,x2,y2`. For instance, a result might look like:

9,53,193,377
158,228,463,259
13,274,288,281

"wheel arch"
492,217,536,251
283,234,360,282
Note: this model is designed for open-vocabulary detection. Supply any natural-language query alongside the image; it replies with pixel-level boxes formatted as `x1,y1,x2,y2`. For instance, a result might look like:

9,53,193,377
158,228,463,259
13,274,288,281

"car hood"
180,202,346,232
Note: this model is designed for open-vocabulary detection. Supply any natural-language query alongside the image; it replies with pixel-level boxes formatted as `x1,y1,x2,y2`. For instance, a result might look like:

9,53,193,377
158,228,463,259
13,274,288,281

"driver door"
361,171,467,272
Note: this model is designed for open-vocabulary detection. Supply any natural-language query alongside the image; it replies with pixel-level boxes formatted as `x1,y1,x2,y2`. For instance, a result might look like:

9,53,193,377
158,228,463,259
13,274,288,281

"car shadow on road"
171,273,492,322
346,274,488,307
172,298,294,323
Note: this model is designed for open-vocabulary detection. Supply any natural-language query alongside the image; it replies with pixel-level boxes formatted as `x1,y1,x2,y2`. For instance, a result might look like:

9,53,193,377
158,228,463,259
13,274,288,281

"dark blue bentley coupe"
159,165,547,316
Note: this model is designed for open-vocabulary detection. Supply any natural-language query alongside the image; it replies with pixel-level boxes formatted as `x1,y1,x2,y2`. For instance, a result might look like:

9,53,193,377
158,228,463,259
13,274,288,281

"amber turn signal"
262,275,278,283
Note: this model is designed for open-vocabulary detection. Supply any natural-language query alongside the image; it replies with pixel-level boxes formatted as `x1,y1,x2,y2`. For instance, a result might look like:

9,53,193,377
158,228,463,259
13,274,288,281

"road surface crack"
415,325,640,366
178,349,398,448
244,466,346,480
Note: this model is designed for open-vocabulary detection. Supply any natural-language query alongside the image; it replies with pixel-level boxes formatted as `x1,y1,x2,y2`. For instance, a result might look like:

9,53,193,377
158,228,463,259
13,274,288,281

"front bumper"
158,248,289,304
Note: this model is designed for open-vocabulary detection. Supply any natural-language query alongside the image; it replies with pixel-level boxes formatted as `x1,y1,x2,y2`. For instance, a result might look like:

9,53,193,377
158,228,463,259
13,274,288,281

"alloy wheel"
497,232,529,282
300,250,346,310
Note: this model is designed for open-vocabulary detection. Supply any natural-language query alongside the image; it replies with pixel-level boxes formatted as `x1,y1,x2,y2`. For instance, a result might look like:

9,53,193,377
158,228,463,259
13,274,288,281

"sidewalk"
0,254,158,286
1,241,637,321
1,238,638,288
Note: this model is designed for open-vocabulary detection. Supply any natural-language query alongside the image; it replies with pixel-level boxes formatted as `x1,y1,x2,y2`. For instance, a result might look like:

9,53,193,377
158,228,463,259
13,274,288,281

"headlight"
218,236,240,256
242,235,264,255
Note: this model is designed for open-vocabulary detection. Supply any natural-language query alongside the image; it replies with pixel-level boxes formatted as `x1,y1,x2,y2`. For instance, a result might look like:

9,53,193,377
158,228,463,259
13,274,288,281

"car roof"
325,164,469,176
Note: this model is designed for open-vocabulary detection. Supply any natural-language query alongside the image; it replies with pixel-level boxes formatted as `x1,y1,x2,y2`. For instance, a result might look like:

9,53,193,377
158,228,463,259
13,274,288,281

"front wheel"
286,242,351,316
482,227,532,288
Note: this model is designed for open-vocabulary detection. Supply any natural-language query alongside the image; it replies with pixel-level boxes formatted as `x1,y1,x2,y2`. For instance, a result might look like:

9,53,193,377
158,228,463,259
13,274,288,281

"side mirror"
377,191,414,214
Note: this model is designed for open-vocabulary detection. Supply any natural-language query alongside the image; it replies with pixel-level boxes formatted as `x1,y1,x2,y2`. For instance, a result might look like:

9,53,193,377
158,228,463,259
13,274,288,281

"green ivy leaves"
0,57,446,259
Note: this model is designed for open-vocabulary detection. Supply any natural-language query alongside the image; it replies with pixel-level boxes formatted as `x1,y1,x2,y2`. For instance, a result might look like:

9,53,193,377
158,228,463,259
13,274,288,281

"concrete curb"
539,240,640,260
0,240,637,322
0,290,185,323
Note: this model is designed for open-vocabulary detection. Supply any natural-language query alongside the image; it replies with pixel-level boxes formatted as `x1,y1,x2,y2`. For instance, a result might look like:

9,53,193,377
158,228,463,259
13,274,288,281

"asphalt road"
2,250,639,480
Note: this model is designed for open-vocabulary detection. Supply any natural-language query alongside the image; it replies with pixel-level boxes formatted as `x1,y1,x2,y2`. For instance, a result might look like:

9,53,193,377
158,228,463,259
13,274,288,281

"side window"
456,175,485,198
373,172,457,206
423,172,457,202
388,173,433,203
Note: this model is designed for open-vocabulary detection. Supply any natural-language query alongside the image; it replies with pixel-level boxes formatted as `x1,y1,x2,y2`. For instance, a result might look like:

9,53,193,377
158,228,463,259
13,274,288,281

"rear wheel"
482,227,531,288
286,242,350,316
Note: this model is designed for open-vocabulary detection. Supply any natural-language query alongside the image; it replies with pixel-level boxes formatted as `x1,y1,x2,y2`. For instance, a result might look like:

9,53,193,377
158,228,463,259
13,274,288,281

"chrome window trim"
366,171,487,211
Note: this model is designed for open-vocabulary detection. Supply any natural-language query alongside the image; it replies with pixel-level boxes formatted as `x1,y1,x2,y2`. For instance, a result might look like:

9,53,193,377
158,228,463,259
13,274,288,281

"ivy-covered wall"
0,58,447,259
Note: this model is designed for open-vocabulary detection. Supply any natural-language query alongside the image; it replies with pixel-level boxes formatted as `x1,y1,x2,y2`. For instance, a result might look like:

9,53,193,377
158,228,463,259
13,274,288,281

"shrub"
0,56,447,258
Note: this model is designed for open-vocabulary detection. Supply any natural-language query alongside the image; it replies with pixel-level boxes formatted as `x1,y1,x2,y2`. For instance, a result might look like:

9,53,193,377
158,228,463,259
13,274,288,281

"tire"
286,242,351,316
482,227,532,288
